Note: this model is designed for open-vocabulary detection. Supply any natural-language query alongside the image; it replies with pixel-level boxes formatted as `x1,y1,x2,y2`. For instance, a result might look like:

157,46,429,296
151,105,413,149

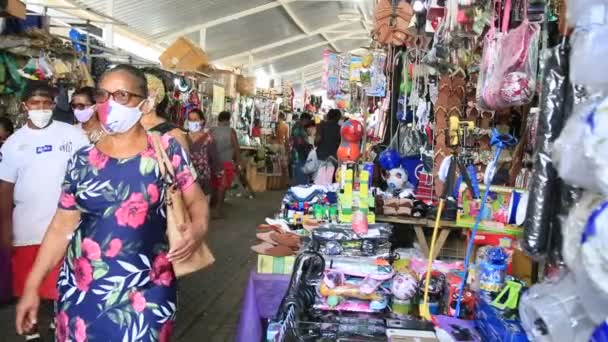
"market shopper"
210,111,241,217
290,112,313,185
188,108,219,197
140,73,190,153
0,116,14,147
0,81,89,341
315,108,341,161
14,65,209,341
276,112,290,151
72,86,104,143
252,118,262,138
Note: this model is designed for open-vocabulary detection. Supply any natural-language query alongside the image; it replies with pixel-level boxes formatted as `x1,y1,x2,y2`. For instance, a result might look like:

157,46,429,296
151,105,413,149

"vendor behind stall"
315,108,341,161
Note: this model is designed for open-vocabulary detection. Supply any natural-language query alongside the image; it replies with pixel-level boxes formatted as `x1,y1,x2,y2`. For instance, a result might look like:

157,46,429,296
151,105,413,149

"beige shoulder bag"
151,134,215,277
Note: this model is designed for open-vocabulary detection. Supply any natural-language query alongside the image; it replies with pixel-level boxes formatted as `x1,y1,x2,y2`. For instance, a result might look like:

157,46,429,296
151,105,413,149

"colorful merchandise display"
241,1,608,341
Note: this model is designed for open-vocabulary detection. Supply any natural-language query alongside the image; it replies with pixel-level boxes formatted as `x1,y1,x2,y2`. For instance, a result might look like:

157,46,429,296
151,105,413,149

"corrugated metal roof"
259,44,329,74
70,0,375,87
207,7,303,59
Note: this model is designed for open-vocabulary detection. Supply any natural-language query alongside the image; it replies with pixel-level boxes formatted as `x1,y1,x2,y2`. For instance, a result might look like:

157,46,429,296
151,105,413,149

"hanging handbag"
482,0,540,109
151,134,215,277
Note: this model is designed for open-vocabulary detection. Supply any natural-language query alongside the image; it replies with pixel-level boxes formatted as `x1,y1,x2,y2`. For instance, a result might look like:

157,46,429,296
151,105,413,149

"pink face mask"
74,105,95,123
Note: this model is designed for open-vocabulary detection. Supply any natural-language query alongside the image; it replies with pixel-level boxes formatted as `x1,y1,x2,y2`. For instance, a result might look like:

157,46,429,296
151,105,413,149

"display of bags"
151,134,215,277
389,123,427,158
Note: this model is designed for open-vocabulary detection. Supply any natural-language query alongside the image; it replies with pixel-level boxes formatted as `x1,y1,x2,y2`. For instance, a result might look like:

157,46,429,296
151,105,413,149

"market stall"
236,0,608,341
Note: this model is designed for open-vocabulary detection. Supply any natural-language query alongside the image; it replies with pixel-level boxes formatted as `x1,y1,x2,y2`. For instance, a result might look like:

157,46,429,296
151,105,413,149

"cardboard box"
0,0,26,19
237,75,256,96
257,255,295,275
159,37,209,72
211,70,237,98
387,329,439,342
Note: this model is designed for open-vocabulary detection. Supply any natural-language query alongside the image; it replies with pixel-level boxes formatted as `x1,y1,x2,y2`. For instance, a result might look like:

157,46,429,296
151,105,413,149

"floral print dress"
56,135,196,342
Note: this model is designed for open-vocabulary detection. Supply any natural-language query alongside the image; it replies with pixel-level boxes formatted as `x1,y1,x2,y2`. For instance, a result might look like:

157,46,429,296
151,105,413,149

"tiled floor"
0,191,284,342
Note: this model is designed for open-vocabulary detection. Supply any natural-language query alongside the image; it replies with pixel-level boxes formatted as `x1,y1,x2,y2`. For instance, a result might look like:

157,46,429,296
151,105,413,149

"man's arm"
0,180,13,249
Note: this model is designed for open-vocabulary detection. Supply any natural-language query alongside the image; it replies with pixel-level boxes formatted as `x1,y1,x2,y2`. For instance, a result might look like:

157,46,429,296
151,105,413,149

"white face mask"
28,109,53,128
188,121,202,132
98,99,143,135
74,106,95,123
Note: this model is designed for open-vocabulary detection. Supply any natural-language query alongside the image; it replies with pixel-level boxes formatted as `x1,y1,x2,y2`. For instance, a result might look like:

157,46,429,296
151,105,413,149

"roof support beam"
215,21,351,64
250,32,356,67
279,61,324,76
277,0,340,52
154,1,288,41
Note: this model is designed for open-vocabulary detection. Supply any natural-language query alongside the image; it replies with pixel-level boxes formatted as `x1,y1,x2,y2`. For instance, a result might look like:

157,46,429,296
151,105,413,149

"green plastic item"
313,204,324,220
327,296,341,308
491,280,523,310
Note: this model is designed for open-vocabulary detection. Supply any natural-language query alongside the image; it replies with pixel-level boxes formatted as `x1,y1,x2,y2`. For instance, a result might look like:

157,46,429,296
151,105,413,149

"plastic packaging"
584,97,608,196
519,272,596,342
561,193,604,269
553,99,601,190
578,200,608,323
571,25,608,90
523,44,569,259
479,0,540,109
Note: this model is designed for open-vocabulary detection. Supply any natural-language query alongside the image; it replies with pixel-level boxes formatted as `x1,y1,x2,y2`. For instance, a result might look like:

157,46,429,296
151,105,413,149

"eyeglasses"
71,103,93,110
94,89,144,105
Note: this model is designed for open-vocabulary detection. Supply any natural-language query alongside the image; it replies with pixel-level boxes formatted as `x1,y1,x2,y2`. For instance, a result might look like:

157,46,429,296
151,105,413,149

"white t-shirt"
0,121,89,246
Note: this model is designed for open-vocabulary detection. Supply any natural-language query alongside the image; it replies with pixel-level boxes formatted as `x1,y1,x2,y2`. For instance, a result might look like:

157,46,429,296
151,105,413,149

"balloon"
379,149,401,170
337,142,361,162
340,120,364,143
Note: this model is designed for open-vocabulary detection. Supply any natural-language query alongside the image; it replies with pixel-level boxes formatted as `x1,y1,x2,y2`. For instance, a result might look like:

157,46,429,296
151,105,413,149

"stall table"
376,215,465,259
236,271,290,342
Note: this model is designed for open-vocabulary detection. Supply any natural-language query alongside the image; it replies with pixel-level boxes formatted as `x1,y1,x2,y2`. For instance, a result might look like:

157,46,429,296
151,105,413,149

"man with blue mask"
0,81,88,341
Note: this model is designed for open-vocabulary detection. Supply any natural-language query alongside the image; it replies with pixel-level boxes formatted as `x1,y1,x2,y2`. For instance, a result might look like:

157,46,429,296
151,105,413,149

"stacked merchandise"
263,0,608,340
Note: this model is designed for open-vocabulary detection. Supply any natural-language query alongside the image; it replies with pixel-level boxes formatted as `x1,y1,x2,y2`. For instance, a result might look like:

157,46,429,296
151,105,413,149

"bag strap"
501,0,529,32
150,133,176,184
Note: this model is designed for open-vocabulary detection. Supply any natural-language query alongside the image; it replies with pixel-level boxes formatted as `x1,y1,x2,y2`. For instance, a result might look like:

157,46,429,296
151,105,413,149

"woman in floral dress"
15,65,209,341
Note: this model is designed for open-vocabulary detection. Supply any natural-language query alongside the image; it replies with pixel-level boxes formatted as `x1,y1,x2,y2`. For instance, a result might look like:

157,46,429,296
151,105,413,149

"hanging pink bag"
476,0,504,110
480,0,541,109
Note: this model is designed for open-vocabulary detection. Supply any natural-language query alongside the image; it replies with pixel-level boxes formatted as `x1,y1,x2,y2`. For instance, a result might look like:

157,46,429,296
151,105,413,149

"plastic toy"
454,130,517,317
478,247,508,293
379,149,402,170
386,167,408,191
391,272,418,300
337,142,361,162
492,279,523,311
340,119,364,142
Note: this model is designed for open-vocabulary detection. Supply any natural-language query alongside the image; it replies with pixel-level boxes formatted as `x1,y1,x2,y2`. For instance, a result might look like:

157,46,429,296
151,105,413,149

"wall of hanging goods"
250,0,608,341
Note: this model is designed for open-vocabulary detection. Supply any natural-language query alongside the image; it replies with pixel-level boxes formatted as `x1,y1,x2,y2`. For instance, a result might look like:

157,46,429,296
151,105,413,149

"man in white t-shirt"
0,81,88,340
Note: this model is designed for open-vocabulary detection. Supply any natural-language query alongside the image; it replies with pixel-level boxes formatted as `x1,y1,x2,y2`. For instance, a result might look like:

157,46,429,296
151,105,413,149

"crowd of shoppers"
0,62,343,341
0,64,222,342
